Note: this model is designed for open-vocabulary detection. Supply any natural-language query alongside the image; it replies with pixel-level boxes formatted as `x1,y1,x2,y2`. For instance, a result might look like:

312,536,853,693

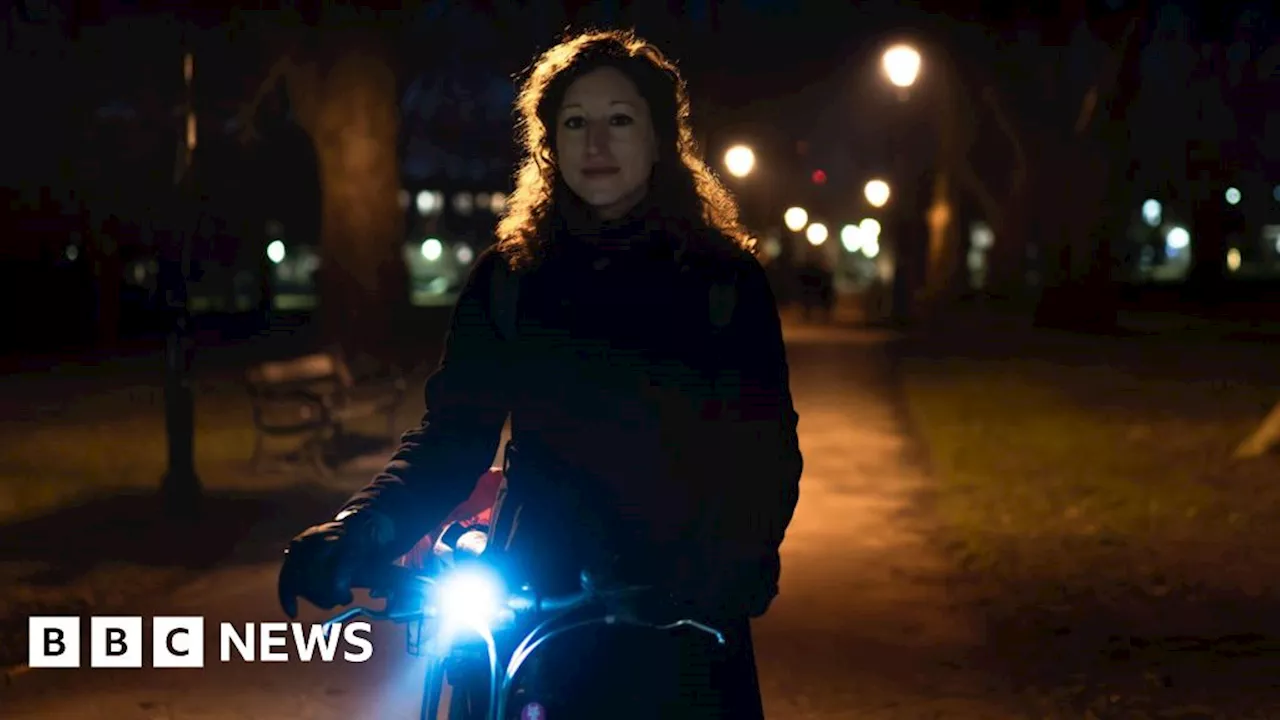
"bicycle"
321,522,727,720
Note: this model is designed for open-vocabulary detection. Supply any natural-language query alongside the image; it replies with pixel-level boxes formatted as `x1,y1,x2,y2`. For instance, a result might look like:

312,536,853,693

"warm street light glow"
784,207,809,232
724,145,755,178
806,223,828,246
882,44,922,88
864,179,891,208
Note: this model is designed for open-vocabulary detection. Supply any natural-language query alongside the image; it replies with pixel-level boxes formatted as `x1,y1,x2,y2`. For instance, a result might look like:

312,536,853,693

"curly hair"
494,28,756,271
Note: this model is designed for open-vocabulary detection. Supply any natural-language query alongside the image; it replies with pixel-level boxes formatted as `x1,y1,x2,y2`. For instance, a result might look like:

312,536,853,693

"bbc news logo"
28,617,373,668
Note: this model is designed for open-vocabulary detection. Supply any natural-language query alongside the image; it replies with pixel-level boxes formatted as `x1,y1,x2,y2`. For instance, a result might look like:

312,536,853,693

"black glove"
277,506,396,619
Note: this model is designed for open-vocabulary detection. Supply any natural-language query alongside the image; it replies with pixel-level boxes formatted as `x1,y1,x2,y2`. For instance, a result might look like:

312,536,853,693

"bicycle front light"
435,566,504,633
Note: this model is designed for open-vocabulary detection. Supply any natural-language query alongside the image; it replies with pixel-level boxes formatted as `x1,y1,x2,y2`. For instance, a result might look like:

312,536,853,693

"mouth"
581,167,620,178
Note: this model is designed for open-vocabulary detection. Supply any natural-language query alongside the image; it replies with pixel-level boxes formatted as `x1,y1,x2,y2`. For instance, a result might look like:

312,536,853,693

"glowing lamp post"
882,44,921,89
864,179,891,208
161,40,202,516
724,145,756,178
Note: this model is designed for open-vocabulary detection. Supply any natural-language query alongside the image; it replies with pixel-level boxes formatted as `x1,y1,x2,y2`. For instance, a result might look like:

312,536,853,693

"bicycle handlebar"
324,564,726,645
332,565,630,623
323,562,727,720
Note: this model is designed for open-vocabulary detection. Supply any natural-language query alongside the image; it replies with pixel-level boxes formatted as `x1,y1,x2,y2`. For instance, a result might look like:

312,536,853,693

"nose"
585,119,609,157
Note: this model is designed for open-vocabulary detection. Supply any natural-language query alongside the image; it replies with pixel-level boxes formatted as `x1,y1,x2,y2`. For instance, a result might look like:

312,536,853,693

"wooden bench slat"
249,353,340,385
244,348,407,476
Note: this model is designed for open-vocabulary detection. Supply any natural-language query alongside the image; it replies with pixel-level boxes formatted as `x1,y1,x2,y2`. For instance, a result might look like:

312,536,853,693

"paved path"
753,323,1011,718
0,320,1016,718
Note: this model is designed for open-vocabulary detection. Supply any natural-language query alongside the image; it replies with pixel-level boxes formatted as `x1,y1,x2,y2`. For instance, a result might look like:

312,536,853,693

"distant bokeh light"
267,240,286,264
784,207,809,232
1141,199,1162,227
806,222,828,246
421,238,443,261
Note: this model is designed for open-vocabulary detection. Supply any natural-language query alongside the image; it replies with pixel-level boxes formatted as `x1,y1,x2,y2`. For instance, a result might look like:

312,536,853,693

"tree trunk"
1032,132,1111,330
1032,138,1123,332
914,41,967,321
982,191,1030,303
1031,6,1144,333
91,220,123,348
917,169,964,318
1185,140,1228,303
298,34,408,365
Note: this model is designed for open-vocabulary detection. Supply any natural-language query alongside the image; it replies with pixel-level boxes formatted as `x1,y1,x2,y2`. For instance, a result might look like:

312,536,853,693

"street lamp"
784,206,809,232
724,144,755,178
864,179,891,208
882,44,922,89
161,39,202,517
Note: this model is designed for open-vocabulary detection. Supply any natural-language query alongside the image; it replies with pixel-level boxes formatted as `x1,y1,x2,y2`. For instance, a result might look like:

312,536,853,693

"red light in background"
811,169,827,185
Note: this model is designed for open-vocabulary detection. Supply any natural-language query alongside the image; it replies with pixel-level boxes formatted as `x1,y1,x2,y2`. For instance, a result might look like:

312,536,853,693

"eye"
609,114,634,126
562,116,585,130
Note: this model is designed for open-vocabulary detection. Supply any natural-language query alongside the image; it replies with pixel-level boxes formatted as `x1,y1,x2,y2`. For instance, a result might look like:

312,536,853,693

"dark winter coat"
340,200,803,618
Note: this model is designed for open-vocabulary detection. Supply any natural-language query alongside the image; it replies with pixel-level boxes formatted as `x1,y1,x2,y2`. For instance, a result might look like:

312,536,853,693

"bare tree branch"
941,66,1028,236
1075,14,1140,136
234,54,295,144
980,84,1029,193
1074,85,1100,134
233,49,319,145
957,160,1007,233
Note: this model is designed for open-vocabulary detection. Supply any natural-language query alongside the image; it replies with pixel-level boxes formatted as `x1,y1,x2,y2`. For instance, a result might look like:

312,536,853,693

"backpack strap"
490,255,520,341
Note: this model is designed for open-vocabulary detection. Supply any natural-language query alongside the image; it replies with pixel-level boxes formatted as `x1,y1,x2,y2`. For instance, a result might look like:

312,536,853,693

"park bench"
244,347,408,475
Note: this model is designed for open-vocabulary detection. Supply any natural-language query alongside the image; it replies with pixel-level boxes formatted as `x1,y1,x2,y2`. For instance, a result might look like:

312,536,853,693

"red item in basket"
400,468,505,569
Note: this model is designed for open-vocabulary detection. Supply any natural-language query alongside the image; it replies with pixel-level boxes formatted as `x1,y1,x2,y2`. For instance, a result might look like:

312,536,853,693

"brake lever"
604,596,728,646
649,619,727,645
608,613,726,645
321,605,380,632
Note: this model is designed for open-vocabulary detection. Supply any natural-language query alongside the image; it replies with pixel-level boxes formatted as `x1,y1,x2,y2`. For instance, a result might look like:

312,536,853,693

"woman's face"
555,66,658,220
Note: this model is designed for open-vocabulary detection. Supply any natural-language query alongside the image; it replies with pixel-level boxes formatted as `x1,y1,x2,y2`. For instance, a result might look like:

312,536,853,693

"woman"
278,28,802,717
